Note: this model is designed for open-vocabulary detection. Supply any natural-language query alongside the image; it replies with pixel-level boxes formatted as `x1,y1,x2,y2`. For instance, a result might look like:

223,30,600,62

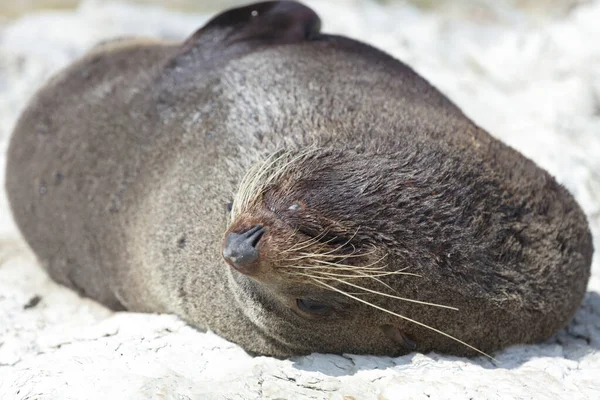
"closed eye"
296,298,332,315
270,199,354,248
297,225,350,247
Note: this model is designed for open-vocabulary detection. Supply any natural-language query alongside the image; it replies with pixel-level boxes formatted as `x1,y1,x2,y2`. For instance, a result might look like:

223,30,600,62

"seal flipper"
180,1,321,57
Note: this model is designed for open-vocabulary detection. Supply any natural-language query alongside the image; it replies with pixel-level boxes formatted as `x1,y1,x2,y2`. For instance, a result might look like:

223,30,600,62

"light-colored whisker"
288,227,361,257
324,276,458,311
231,154,280,221
368,277,396,292
311,257,385,271
232,149,315,222
283,237,320,253
301,268,395,291
311,278,495,361
282,262,422,281
294,245,380,261
316,228,360,256
298,266,395,291
305,269,420,279
284,264,420,279
282,230,332,253
287,250,365,261
286,264,382,273
287,269,392,296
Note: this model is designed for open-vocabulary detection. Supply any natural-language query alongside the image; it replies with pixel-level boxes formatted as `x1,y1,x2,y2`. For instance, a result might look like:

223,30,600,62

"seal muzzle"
223,224,266,274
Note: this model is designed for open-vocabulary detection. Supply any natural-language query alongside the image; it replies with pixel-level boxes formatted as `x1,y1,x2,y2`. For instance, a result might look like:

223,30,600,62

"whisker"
315,228,360,256
310,253,387,270
231,149,315,222
289,251,364,261
295,268,396,291
322,276,458,311
311,278,495,360
283,264,421,279
282,230,331,253
304,269,420,279
285,264,378,272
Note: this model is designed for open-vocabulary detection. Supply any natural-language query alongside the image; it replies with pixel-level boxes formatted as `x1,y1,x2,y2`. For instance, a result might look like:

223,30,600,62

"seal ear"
182,1,321,53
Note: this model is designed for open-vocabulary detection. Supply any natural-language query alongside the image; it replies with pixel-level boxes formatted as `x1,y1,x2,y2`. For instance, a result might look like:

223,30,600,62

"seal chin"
222,224,266,275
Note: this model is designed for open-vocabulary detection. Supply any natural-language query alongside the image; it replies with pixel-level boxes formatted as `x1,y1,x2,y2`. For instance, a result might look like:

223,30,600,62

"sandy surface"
1,1,599,399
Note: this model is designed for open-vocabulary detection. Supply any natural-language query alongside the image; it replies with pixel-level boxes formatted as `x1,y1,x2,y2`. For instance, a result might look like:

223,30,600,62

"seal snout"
223,224,266,274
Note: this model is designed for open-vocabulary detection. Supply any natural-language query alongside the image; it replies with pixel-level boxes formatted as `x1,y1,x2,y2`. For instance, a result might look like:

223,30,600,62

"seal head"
221,147,592,357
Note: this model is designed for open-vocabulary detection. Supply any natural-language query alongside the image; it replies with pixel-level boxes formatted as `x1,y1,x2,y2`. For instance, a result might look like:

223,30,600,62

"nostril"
223,224,266,270
240,224,265,241
247,225,266,246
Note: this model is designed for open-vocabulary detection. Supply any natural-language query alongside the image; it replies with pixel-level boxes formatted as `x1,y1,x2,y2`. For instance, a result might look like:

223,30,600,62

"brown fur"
5,1,593,357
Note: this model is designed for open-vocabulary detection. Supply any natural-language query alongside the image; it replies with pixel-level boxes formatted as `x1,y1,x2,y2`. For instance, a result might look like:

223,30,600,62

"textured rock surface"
1,1,599,399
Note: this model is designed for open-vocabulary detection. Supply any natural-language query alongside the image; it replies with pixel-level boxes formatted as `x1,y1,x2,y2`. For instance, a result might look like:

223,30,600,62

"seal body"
5,1,593,357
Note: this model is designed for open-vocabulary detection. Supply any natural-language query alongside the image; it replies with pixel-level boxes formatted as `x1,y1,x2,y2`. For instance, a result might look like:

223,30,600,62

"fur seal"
5,1,593,358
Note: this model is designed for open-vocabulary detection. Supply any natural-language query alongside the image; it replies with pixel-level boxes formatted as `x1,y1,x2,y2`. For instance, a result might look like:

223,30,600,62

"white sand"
1,1,599,399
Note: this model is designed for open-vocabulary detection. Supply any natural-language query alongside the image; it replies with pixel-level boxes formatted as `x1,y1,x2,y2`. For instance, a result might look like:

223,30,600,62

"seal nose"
223,224,266,272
